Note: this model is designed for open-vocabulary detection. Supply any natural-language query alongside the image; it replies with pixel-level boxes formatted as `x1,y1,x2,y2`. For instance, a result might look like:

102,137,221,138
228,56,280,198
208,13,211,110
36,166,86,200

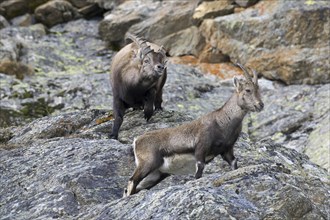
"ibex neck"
215,93,247,127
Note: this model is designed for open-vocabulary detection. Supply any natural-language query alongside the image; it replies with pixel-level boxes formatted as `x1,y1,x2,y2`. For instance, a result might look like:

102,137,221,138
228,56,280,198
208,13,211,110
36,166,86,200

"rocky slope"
0,0,329,219
1,109,329,219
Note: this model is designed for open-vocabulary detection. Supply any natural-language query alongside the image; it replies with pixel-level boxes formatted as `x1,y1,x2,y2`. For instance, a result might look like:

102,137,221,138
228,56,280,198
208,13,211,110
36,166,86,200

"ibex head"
125,33,167,80
234,63,264,112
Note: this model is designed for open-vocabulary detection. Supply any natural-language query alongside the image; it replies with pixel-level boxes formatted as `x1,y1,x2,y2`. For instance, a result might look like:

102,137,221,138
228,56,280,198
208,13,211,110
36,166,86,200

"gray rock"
99,0,201,53
234,0,259,8
0,0,27,19
201,0,330,84
128,1,197,43
0,16,329,220
34,0,81,27
193,0,235,21
157,26,205,57
1,109,328,219
67,0,91,8
10,13,34,26
87,0,119,10
0,0,48,19
98,12,143,43
0,14,9,28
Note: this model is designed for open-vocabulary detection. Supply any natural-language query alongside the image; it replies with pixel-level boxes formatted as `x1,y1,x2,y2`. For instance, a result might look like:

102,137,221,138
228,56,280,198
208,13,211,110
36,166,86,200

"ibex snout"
155,63,165,72
154,64,165,74
254,101,264,112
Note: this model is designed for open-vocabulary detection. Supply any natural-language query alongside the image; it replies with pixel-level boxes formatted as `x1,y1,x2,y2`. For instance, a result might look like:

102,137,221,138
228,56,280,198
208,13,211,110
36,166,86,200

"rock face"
97,0,329,84
34,0,81,27
99,0,200,54
0,0,49,19
193,0,235,21
0,2,330,219
1,109,329,219
0,14,9,28
201,0,330,84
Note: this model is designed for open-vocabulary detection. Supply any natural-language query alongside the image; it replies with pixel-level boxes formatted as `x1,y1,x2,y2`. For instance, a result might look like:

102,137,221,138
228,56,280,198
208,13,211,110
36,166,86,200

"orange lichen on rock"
170,56,243,80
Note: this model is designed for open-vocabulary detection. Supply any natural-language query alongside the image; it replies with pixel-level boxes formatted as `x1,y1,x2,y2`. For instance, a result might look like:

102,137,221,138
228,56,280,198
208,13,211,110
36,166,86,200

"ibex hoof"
109,133,118,140
123,188,128,198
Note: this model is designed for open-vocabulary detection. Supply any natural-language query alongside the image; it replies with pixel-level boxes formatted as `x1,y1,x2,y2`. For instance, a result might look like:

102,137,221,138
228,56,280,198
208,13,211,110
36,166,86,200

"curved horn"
158,45,166,57
125,32,152,61
125,33,146,48
235,63,252,82
248,67,258,85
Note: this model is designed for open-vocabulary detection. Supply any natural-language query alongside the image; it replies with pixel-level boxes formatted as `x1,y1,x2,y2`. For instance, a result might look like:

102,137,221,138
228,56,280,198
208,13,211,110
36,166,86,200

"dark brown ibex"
109,33,167,139
123,64,264,196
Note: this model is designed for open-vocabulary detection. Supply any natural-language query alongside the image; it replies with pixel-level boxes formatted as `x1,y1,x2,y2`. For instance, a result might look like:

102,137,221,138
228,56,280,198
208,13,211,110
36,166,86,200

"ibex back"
124,64,264,196
109,33,167,139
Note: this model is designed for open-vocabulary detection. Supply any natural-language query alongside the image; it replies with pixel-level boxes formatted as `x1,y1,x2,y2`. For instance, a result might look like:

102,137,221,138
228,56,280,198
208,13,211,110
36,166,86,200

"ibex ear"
233,77,242,92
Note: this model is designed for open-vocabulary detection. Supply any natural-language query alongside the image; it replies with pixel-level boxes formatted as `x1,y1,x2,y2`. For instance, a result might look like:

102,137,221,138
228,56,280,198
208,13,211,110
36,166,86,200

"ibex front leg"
109,99,126,139
194,144,207,179
144,88,156,121
221,147,238,170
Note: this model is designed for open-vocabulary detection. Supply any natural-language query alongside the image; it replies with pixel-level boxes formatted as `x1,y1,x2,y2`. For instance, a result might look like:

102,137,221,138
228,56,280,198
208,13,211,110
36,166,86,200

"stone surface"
0,14,9,28
1,16,329,171
0,19,112,127
1,109,329,219
0,0,48,19
34,0,81,27
10,13,34,26
201,0,330,84
87,0,121,10
0,0,27,19
157,26,205,57
67,0,90,8
128,1,197,43
0,6,329,220
234,0,259,8
99,0,200,51
98,12,142,44
193,0,235,21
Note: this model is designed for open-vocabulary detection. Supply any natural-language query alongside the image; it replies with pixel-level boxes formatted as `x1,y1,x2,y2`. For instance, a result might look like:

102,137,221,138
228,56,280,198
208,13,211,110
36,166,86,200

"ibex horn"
125,33,153,60
158,45,166,57
235,63,253,83
247,67,258,85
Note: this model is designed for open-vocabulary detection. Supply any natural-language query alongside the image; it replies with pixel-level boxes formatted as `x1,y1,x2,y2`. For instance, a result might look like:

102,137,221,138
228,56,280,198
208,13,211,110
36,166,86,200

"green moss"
271,132,285,142
188,105,201,111
305,118,330,170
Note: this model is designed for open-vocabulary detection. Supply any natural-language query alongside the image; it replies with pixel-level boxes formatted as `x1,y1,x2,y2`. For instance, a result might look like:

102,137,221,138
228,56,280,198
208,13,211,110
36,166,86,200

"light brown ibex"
123,64,264,196
109,33,167,139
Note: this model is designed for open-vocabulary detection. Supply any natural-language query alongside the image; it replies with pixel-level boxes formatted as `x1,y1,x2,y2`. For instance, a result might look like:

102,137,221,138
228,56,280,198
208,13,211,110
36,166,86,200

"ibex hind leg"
123,162,161,197
137,171,170,191
123,166,146,197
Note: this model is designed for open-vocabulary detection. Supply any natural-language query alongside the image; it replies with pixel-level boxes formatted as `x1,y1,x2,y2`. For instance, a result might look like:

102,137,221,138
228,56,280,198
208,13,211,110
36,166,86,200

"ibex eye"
246,89,251,93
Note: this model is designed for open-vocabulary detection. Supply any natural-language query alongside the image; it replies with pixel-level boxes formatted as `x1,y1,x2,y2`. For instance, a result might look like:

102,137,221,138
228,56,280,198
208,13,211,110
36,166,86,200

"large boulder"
99,0,201,56
0,14,9,28
34,0,81,27
0,19,112,127
0,28,35,79
0,0,49,19
201,0,330,84
157,26,205,57
247,82,330,170
193,0,235,21
234,0,259,8
128,1,197,43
